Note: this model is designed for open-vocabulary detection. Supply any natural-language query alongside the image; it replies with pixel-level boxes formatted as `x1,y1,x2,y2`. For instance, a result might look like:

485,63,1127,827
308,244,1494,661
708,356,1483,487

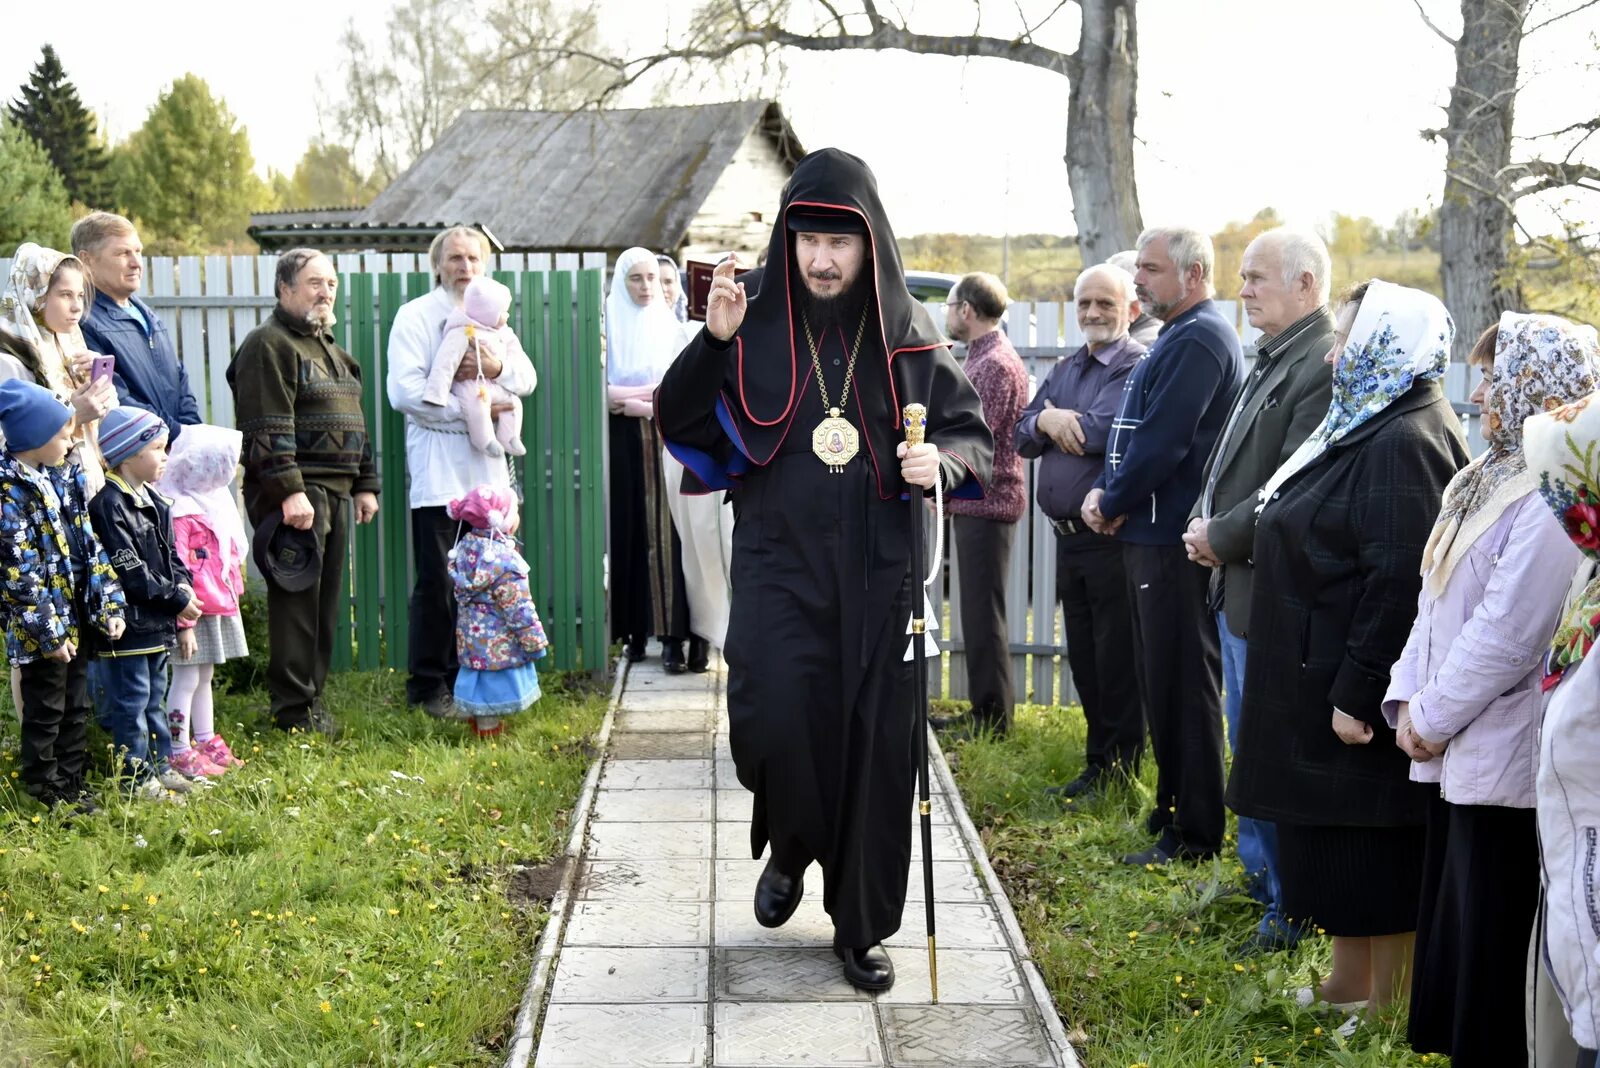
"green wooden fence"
325,268,608,676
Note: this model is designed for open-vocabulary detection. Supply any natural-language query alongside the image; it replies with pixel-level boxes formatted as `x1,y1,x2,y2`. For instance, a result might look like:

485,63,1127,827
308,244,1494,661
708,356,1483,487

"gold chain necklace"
802,308,869,473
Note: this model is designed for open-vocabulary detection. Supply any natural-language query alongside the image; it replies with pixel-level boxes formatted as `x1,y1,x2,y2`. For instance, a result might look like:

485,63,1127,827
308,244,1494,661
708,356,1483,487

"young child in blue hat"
0,379,126,814
88,405,203,800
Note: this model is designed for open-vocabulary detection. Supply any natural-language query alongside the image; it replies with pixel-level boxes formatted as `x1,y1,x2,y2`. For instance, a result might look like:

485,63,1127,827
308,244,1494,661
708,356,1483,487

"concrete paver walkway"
507,649,1079,1067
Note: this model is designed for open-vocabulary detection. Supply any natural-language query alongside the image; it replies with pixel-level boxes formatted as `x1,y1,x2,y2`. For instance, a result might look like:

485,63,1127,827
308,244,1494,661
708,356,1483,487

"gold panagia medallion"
812,407,859,473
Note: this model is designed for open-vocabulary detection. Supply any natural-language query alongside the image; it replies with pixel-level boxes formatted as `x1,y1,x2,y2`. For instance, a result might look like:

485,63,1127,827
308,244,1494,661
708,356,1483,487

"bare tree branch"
1410,0,1460,44
1526,0,1600,34
1503,158,1600,198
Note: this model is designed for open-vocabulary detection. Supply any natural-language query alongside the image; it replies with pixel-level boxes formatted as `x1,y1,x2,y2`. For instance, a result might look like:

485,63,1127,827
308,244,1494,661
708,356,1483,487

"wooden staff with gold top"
902,402,939,1003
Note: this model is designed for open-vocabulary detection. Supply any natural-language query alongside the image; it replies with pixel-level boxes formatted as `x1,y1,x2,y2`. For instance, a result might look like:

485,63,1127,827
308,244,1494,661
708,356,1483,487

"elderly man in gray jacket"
1182,228,1336,957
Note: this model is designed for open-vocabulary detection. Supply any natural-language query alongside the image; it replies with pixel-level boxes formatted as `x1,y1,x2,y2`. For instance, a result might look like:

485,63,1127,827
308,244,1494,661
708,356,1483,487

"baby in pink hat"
423,276,529,459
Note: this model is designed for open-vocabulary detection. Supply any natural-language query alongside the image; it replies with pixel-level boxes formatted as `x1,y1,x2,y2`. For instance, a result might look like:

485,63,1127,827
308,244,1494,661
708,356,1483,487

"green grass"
0,667,609,1067
940,699,1450,1068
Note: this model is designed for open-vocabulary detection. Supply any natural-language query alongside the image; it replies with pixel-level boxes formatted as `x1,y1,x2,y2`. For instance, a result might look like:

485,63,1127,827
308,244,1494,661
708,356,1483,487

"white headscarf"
605,247,686,387
1258,280,1453,508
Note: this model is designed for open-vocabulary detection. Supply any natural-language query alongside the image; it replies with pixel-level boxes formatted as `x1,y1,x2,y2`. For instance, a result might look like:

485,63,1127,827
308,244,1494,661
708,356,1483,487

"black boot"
623,636,647,662
687,636,710,673
834,941,895,991
662,639,686,674
753,857,803,928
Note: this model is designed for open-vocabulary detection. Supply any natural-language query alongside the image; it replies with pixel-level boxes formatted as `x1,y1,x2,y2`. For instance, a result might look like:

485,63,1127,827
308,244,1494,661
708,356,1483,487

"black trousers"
1123,542,1224,855
1056,530,1143,771
18,654,90,803
407,506,462,705
249,483,350,727
953,516,1015,732
1409,796,1539,1066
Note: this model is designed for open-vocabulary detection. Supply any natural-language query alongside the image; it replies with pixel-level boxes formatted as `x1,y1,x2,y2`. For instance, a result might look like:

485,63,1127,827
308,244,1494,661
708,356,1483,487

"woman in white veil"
606,247,695,670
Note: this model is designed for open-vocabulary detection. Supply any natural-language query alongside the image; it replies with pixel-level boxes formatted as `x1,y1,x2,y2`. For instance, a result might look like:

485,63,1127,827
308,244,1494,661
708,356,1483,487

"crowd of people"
959,221,1600,1066
1,217,549,817
4,152,1600,1061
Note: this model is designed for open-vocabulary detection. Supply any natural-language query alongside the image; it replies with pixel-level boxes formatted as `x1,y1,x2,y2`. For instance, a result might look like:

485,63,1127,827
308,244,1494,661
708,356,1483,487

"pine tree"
8,45,110,208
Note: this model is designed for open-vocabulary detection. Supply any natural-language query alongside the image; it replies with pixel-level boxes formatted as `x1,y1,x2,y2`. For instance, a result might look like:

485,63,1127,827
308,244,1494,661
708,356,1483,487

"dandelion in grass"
320,1000,332,1013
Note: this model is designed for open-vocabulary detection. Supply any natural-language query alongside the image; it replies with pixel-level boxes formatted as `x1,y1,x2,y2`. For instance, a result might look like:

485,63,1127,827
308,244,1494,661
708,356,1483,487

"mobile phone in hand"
89,356,115,384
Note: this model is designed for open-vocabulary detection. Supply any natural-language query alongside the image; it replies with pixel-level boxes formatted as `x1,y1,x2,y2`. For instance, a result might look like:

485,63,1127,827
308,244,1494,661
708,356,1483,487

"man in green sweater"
229,248,380,735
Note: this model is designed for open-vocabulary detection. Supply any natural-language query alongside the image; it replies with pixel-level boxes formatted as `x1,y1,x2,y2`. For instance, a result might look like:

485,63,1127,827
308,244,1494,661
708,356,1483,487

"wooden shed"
355,100,804,262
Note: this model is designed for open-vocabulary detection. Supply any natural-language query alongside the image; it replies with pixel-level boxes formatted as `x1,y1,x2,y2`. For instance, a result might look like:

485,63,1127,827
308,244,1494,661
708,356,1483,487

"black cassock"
656,148,992,946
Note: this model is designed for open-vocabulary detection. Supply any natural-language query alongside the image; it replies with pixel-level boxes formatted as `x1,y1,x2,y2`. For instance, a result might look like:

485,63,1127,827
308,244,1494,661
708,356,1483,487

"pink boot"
198,735,245,770
170,748,227,779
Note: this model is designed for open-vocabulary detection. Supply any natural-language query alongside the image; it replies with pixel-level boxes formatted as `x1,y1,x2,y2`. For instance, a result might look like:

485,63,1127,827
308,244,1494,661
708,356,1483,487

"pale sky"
4,0,1596,238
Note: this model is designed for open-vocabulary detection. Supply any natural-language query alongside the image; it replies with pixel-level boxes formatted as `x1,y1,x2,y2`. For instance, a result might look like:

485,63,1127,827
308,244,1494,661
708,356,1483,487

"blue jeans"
1219,614,1288,936
91,653,172,782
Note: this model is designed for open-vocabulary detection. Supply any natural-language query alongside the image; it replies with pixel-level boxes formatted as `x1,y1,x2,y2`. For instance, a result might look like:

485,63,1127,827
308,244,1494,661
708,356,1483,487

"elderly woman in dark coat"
1226,280,1470,1021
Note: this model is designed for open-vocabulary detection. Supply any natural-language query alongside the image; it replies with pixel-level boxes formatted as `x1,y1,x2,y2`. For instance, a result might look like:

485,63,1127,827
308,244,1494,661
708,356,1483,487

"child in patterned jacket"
422,276,530,459
446,484,548,737
0,379,127,814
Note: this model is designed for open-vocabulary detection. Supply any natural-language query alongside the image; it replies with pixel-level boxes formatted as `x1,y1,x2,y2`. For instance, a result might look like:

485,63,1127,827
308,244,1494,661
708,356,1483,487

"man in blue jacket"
1082,226,1243,866
73,213,202,437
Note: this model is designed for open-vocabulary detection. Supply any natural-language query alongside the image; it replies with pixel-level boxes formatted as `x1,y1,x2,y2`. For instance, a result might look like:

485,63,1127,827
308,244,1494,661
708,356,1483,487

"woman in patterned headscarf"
0,242,118,495
1228,280,1471,1024
1526,391,1600,1066
1385,313,1600,1066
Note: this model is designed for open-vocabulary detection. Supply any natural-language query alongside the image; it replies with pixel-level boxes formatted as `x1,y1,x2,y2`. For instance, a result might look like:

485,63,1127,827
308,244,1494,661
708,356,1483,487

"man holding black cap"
229,248,379,735
656,148,992,992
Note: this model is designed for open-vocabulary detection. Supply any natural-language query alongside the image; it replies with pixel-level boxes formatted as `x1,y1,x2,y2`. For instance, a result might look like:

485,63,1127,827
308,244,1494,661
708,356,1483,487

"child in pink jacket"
423,276,530,459
162,424,250,777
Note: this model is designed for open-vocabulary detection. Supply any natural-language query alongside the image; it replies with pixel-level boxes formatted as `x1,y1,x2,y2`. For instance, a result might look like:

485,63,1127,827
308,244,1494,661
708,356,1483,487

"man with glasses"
938,274,1027,737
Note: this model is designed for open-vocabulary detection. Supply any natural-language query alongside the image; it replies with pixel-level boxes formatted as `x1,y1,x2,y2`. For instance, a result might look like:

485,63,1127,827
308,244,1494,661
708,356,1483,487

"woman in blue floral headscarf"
1228,280,1470,1025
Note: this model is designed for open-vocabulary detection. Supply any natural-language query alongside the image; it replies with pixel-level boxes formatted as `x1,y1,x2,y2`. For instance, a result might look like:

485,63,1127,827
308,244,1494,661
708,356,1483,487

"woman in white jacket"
1526,387,1600,1068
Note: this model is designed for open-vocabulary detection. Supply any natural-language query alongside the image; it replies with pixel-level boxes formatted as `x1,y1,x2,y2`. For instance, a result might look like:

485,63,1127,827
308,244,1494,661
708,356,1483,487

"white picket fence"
0,252,607,430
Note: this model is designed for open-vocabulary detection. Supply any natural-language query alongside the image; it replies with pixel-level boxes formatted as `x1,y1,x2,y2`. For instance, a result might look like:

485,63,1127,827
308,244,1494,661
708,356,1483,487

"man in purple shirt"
941,273,1028,736
1016,264,1147,798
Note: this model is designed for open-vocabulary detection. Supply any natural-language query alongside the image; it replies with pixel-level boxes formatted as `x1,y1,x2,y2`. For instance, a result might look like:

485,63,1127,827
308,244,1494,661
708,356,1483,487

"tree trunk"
1066,0,1143,266
1439,0,1528,356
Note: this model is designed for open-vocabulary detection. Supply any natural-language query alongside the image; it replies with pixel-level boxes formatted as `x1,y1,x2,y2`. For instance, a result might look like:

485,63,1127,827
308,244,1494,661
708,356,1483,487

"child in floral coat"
0,379,126,813
447,485,548,736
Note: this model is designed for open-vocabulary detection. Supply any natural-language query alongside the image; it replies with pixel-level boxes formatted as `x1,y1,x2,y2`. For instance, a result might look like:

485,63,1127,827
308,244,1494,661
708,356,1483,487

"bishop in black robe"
655,148,992,989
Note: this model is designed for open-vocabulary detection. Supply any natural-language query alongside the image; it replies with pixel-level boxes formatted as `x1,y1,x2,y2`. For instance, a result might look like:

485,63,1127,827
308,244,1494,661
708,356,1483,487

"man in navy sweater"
1082,227,1243,866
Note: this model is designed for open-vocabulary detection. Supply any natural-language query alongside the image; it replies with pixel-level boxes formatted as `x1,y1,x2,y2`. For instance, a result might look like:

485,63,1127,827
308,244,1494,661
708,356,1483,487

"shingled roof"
357,100,804,252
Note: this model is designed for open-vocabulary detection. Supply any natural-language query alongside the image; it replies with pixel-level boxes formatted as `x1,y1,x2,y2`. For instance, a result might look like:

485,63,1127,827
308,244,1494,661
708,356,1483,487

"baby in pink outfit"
424,276,526,458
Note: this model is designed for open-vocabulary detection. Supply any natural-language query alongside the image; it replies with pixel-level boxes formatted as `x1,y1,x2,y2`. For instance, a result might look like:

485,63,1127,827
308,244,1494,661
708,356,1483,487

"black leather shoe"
1121,834,1216,867
834,941,895,992
1044,767,1106,801
687,637,710,673
623,637,647,662
753,858,803,928
662,639,686,674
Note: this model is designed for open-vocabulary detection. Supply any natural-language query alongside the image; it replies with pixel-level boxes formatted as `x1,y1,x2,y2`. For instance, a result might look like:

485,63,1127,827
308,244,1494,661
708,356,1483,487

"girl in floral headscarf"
1526,389,1600,1064
1384,313,1600,1066
0,243,117,496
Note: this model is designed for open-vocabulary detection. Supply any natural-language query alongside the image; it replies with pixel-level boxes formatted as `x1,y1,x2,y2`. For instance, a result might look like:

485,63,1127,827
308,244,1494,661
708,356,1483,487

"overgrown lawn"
943,700,1448,1068
0,667,608,1067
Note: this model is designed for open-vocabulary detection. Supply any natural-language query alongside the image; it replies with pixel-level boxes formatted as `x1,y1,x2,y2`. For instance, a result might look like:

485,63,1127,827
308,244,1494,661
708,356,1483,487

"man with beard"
386,227,536,719
656,148,992,992
1018,264,1146,799
1081,227,1243,866
229,248,380,734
